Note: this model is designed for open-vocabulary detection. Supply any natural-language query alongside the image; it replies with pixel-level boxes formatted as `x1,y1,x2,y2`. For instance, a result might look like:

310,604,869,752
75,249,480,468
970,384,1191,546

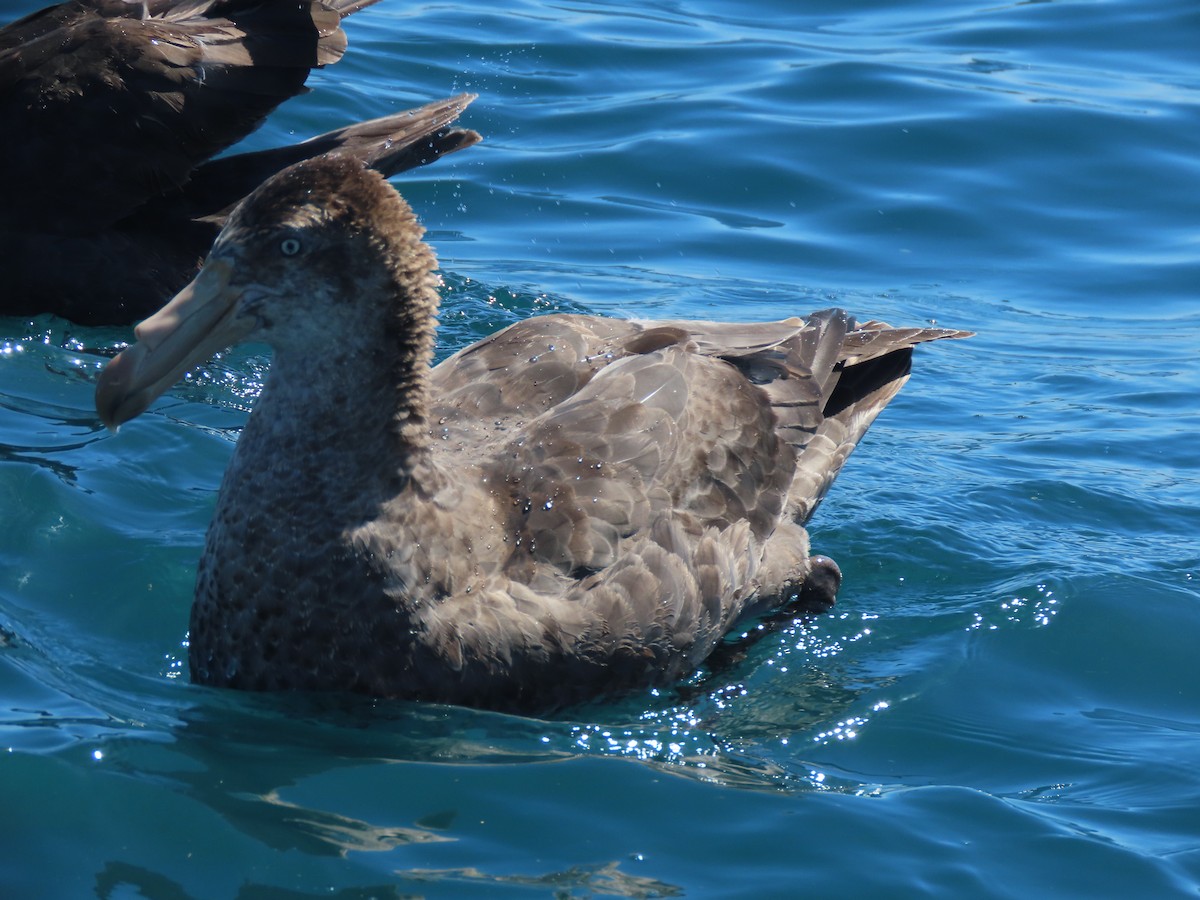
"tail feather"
704,310,971,524
787,318,971,522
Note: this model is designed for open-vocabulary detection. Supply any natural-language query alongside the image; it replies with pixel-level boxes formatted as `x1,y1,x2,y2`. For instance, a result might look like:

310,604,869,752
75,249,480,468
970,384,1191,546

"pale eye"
280,237,302,257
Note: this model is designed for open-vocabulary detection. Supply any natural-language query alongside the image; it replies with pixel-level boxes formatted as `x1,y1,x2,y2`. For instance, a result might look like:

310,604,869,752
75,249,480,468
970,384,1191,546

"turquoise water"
3,0,1199,895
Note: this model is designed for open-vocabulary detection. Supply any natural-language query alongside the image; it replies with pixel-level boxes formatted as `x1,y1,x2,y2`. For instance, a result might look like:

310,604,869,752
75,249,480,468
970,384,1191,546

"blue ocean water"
2,0,1199,896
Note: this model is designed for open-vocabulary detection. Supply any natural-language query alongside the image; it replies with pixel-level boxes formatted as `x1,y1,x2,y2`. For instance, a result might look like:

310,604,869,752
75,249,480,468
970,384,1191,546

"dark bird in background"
96,156,972,713
0,0,479,324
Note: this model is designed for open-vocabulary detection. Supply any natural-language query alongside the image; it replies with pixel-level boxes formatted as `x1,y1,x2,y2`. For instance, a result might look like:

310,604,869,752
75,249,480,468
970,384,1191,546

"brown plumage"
95,156,972,713
0,0,479,323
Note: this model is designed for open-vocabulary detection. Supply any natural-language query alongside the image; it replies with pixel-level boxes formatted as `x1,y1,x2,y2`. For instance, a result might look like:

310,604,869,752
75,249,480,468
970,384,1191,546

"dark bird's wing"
176,94,481,222
0,0,379,232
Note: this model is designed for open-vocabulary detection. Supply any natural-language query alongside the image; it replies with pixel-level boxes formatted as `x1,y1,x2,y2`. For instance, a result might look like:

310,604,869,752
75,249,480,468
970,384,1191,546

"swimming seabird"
0,0,478,323
95,155,971,712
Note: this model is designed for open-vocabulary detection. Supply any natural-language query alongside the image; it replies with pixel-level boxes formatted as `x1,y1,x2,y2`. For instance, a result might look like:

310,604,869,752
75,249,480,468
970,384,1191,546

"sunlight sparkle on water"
813,716,867,743
971,583,1059,630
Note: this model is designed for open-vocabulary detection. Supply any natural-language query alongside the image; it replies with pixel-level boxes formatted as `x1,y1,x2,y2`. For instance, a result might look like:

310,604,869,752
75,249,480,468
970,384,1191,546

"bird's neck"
235,311,436,500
